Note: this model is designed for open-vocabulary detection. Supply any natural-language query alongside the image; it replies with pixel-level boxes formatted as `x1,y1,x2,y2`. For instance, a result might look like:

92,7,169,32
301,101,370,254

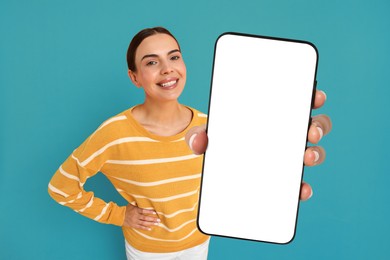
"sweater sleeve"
48,119,127,226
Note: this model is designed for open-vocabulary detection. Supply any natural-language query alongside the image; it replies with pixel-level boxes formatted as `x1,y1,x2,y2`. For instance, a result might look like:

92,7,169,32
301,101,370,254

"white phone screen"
197,33,318,244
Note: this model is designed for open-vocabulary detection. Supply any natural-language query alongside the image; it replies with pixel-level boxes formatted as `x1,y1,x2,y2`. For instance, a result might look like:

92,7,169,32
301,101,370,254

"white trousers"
125,238,210,260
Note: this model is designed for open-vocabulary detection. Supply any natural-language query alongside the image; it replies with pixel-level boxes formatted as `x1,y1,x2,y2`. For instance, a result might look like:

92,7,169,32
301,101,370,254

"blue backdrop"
1,0,389,259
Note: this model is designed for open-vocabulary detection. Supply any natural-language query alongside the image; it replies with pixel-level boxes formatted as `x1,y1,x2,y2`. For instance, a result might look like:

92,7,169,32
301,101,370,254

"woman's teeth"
160,80,177,87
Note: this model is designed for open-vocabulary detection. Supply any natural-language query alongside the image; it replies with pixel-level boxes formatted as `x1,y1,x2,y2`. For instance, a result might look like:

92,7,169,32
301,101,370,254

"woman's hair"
126,27,180,71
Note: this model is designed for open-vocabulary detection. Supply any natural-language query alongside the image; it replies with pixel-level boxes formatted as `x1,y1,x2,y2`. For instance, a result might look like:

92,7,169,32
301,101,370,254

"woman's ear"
128,70,141,87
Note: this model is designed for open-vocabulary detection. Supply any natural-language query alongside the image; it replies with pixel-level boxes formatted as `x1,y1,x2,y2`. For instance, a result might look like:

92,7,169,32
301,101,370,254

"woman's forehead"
136,34,179,59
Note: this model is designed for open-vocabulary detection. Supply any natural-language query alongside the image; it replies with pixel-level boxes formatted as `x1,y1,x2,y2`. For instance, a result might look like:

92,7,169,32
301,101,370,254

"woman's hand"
123,204,160,231
299,90,332,200
185,89,332,201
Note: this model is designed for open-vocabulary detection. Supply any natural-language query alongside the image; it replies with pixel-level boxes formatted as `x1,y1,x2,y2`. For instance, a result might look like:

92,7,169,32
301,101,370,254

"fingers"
304,146,326,166
313,90,327,109
123,204,161,231
139,208,157,215
185,124,208,155
136,214,161,231
300,182,313,201
306,91,332,166
308,115,332,144
301,89,328,202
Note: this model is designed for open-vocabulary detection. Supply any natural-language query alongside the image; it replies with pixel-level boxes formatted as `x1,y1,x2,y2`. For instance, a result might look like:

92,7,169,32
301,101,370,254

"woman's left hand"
186,89,332,201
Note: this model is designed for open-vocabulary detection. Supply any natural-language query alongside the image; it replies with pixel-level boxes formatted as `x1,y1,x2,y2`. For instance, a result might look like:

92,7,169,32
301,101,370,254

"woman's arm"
48,120,127,226
48,154,126,226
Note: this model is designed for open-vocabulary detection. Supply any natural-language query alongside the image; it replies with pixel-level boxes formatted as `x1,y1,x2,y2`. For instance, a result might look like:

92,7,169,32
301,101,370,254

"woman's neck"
132,100,192,136
140,100,183,123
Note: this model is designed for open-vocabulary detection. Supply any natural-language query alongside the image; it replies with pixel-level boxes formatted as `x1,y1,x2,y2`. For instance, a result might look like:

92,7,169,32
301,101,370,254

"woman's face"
129,33,187,103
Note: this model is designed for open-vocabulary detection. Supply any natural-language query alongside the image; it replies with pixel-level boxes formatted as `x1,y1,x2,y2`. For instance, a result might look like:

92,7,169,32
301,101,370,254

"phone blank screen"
198,33,318,244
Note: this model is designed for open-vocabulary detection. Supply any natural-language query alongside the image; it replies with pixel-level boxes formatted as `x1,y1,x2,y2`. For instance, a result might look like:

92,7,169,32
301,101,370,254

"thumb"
185,125,208,155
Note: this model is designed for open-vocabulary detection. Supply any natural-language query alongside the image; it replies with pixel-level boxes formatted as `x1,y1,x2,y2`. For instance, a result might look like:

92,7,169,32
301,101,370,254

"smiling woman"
48,27,210,260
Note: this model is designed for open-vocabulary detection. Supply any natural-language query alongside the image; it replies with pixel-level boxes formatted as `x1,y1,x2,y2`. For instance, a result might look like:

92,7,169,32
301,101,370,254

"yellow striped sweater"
48,106,209,253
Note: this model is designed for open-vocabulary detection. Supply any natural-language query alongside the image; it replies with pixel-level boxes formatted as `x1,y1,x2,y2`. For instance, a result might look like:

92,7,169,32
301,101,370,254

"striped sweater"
48,106,209,253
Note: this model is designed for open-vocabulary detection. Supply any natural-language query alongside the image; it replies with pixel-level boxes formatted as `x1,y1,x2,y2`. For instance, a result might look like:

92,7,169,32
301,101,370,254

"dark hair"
126,27,180,71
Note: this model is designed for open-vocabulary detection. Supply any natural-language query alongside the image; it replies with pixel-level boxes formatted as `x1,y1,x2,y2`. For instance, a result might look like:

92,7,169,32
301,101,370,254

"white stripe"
198,113,207,118
94,203,110,221
71,154,82,165
65,192,83,204
106,154,201,166
132,227,198,242
131,189,198,203
88,116,128,145
78,196,94,213
59,166,80,182
117,190,198,218
53,192,82,205
48,183,69,198
156,202,198,218
112,173,201,187
97,115,127,130
66,157,86,186
80,137,158,167
172,137,185,142
116,189,137,205
159,219,196,232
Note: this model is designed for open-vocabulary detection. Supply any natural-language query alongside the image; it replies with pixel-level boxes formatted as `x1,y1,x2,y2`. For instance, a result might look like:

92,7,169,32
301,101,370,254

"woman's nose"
160,60,173,74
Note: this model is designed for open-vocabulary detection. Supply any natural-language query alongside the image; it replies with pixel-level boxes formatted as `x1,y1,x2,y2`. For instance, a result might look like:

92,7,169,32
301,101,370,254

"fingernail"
321,90,327,101
308,189,313,199
317,127,323,139
189,133,198,151
313,151,320,162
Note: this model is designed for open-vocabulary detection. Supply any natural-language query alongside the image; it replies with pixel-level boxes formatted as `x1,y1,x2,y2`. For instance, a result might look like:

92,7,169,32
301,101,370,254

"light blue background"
1,0,389,259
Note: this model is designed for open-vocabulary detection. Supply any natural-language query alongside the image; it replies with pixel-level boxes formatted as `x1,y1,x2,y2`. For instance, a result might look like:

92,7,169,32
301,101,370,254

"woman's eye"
171,55,180,61
146,61,157,66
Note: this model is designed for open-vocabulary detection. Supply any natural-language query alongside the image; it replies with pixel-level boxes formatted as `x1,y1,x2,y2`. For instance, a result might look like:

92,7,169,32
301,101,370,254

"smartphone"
197,32,318,244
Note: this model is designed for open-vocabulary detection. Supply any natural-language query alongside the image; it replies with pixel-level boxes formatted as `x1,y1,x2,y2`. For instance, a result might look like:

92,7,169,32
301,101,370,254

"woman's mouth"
157,79,178,89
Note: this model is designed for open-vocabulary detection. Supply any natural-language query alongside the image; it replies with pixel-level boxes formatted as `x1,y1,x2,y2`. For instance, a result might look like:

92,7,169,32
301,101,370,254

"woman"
48,27,331,259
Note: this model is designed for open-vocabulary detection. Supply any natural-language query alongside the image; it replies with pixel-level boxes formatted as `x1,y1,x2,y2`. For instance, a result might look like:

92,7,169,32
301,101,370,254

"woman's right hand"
123,204,160,231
